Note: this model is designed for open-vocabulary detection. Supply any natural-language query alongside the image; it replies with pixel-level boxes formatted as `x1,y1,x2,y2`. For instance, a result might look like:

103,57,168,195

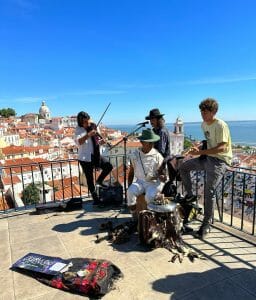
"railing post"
39,163,46,204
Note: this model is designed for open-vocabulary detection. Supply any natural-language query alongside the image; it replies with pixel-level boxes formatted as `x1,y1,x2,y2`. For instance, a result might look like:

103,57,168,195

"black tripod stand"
109,122,148,205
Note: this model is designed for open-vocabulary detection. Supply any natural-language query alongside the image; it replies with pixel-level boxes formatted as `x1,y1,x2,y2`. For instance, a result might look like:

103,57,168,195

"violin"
86,122,101,168
87,122,100,143
87,122,112,148
86,102,112,149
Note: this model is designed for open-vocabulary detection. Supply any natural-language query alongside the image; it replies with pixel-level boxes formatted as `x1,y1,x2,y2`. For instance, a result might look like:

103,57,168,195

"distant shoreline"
106,120,256,127
107,120,256,147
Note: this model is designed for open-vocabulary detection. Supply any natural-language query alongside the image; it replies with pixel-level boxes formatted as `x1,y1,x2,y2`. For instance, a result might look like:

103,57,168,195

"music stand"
109,122,148,205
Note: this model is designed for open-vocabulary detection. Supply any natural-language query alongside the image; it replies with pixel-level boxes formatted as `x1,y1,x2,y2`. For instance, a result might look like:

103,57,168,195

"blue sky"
0,0,256,125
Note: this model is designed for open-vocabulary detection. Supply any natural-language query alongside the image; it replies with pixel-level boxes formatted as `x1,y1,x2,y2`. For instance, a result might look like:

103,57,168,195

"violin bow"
96,102,111,127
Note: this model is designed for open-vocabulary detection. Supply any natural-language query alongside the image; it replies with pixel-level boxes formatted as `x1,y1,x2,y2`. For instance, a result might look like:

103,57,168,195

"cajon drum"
136,194,147,214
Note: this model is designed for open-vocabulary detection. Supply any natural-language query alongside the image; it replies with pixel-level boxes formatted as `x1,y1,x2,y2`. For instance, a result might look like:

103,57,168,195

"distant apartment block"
0,134,20,148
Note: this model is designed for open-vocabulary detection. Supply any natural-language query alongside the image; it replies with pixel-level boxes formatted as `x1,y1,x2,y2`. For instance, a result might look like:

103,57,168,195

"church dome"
39,101,51,119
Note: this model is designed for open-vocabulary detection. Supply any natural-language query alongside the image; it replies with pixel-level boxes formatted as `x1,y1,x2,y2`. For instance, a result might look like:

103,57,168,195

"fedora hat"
145,108,165,120
138,129,160,143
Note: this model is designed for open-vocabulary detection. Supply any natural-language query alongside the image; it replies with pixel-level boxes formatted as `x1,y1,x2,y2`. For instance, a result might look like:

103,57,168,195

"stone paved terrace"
1,199,256,300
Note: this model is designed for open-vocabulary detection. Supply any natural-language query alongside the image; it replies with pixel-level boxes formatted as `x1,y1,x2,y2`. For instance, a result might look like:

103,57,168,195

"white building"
2,134,20,146
21,113,39,125
169,117,184,155
47,116,77,131
39,184,53,203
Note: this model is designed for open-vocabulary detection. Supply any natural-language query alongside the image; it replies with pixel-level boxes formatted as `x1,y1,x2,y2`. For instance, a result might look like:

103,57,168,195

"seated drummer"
127,129,167,221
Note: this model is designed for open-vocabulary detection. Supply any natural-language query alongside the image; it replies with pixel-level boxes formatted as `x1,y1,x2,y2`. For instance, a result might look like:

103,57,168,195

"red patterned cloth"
13,257,122,298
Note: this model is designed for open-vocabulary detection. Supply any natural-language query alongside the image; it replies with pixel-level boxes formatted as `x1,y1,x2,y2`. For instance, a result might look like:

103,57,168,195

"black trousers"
79,156,113,194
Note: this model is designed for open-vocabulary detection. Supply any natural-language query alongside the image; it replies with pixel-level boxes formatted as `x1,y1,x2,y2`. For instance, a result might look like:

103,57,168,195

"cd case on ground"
11,252,71,275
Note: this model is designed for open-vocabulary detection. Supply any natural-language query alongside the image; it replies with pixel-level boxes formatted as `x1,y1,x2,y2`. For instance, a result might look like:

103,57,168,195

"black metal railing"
0,154,126,212
213,166,256,235
186,166,256,236
0,159,81,211
0,156,255,236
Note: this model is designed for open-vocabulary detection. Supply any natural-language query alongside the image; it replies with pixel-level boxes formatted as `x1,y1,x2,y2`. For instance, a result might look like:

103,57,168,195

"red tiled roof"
0,158,40,174
126,141,140,147
48,176,80,189
54,184,83,200
1,145,28,156
2,175,21,185
0,196,12,210
32,157,50,164
111,164,129,184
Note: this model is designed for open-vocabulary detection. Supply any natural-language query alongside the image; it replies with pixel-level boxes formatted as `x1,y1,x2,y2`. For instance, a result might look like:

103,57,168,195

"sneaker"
187,204,202,222
184,195,197,203
96,181,108,188
194,223,210,239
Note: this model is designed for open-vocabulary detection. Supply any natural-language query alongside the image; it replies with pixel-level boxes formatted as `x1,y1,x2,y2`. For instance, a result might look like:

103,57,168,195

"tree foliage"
184,138,193,150
21,183,40,205
0,108,16,117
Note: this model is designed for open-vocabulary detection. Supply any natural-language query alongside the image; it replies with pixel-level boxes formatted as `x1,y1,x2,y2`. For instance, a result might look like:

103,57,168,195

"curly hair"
199,98,218,113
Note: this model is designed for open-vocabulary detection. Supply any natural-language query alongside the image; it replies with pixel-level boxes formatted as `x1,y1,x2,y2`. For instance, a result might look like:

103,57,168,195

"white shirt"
74,126,94,162
130,148,163,181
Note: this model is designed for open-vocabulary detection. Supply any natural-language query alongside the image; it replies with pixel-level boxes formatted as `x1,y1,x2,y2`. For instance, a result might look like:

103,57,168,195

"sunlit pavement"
1,199,256,300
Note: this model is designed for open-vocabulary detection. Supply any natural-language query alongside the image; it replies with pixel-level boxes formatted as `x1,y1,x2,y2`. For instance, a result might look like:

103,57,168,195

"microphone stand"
109,122,148,205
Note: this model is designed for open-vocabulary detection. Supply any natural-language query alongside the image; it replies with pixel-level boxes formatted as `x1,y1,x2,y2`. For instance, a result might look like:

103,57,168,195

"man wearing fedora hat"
145,108,170,160
127,128,166,220
145,108,177,182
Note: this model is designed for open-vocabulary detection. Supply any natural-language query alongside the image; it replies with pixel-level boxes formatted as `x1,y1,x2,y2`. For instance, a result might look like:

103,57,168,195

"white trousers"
127,179,164,206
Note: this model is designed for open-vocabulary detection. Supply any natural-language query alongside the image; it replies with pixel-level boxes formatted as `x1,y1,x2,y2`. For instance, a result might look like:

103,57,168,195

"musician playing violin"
74,111,113,205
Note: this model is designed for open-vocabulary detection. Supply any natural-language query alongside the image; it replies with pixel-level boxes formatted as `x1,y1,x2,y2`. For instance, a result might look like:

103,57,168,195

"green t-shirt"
201,118,233,165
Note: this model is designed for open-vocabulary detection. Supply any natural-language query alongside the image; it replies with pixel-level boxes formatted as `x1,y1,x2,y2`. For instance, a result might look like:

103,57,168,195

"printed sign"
12,253,69,275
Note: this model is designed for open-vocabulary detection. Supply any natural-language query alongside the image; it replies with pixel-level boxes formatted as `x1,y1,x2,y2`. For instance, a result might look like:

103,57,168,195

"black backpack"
98,185,123,206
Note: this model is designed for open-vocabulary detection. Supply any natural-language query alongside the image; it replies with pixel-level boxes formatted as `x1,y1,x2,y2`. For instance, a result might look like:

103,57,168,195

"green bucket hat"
138,128,160,143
